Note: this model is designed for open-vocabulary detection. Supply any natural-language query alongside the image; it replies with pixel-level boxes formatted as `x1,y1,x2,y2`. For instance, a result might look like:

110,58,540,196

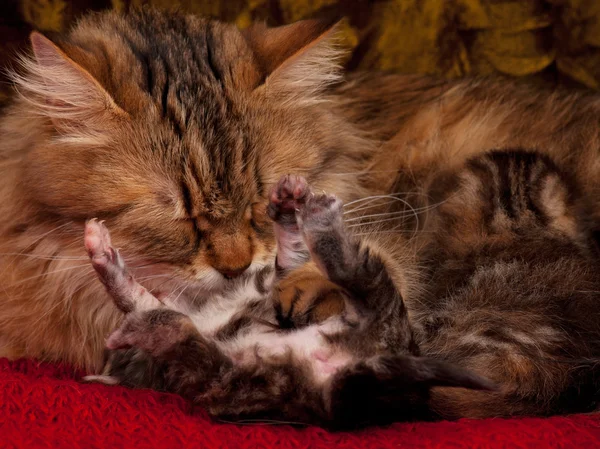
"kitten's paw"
268,175,311,226
85,218,120,270
106,309,194,358
298,193,344,232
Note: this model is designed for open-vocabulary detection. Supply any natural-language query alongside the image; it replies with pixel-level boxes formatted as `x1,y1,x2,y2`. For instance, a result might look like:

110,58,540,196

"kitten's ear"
242,18,344,103
17,32,126,133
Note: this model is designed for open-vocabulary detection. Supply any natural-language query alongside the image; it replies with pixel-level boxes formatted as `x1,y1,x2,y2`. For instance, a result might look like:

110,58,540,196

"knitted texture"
0,358,598,449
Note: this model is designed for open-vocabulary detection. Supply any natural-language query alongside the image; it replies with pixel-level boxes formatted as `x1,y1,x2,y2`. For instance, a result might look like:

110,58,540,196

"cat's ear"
243,17,344,103
16,32,126,133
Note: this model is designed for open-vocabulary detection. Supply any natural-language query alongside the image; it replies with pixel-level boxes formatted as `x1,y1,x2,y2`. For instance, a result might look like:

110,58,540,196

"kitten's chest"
185,276,274,337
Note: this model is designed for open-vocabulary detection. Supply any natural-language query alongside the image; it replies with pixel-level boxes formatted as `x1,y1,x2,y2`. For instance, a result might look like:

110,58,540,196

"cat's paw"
106,309,194,358
298,192,344,233
267,174,311,227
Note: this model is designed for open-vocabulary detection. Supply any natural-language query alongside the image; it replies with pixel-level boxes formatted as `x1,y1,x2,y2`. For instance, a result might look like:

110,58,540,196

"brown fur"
1,8,600,421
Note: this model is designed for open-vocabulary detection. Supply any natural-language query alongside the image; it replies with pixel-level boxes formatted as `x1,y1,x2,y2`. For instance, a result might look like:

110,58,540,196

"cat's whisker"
147,275,178,294
347,215,413,228
172,284,190,303
327,169,401,176
344,197,420,215
135,274,173,282
7,263,95,287
0,222,76,264
347,196,453,229
344,210,420,222
343,193,407,208
129,261,168,270
0,252,89,261
26,269,96,329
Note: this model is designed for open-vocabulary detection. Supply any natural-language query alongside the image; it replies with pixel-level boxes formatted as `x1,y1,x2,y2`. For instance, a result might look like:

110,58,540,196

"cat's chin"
164,262,272,305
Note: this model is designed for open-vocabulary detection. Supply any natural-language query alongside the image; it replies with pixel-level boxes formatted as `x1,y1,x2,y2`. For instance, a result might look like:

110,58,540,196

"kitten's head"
11,9,358,293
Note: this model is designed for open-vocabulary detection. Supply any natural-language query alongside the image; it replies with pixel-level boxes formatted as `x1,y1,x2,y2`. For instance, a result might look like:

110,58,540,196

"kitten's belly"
221,318,353,384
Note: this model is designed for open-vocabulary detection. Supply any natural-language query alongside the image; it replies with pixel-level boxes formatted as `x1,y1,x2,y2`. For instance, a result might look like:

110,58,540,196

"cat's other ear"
15,32,127,133
242,17,344,103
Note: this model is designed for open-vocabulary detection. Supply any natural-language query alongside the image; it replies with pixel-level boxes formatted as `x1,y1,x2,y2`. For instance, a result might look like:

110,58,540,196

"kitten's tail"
327,354,497,429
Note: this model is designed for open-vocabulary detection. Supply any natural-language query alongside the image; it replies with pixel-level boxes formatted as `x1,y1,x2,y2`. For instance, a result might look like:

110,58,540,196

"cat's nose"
218,263,250,280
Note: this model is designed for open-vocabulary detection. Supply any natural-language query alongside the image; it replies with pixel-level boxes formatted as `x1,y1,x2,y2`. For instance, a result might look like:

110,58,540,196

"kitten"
84,174,494,429
93,150,600,424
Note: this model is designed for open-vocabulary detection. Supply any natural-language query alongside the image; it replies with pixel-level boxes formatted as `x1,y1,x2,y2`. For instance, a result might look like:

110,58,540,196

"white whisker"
0,252,88,261
7,263,94,287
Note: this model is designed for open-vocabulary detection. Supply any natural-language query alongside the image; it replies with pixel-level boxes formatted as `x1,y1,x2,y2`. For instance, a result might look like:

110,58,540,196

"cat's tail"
326,354,497,429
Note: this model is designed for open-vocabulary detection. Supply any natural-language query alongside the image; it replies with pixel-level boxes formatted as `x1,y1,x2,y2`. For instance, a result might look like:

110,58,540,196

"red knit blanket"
1,358,598,448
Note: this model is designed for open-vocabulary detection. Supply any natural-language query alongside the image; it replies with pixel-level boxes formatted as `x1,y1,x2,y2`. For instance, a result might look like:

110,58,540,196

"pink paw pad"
268,174,311,221
84,219,115,266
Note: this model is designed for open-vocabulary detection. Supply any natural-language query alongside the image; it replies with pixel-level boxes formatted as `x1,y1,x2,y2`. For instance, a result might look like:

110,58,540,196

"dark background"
1,0,600,107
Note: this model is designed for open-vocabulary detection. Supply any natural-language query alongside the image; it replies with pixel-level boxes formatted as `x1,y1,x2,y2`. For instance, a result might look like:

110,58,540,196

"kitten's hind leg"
84,218,162,313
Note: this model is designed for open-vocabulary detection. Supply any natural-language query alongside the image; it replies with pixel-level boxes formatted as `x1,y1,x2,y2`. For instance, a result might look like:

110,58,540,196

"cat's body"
0,8,599,422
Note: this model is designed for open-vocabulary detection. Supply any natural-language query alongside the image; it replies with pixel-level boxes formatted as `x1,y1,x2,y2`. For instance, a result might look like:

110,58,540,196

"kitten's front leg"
267,174,311,273
268,175,346,327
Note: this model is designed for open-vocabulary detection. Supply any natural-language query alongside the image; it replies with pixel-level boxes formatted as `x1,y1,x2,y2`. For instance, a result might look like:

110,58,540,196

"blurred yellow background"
1,0,599,106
